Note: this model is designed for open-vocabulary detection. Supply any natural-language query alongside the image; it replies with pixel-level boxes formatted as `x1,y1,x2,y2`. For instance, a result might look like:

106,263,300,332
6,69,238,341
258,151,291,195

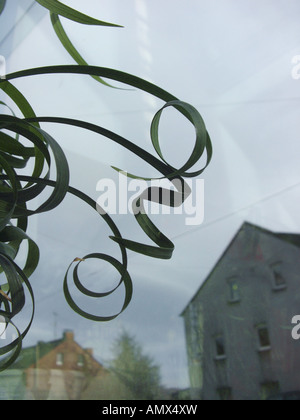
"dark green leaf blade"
2,65,179,104
0,0,6,15
35,0,123,27
63,254,133,322
0,225,40,278
0,81,46,187
0,257,35,371
50,13,117,88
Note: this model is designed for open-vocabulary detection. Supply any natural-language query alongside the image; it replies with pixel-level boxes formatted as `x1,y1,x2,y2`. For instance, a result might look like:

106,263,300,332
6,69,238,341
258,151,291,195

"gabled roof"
180,221,300,317
7,330,103,371
276,234,300,249
9,338,63,370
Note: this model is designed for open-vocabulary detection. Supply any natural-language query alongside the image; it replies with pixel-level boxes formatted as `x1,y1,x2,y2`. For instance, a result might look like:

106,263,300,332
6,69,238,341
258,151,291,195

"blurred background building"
0,330,134,400
181,222,300,400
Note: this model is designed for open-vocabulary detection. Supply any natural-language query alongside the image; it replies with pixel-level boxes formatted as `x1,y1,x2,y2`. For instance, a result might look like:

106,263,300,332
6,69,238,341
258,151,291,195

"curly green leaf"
35,0,123,27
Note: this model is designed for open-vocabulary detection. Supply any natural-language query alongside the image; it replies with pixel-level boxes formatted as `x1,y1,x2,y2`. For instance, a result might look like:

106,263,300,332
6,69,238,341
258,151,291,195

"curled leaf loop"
0,2,213,370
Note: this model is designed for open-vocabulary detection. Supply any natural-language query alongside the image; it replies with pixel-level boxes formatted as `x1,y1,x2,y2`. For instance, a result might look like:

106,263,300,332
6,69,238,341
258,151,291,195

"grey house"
181,222,300,401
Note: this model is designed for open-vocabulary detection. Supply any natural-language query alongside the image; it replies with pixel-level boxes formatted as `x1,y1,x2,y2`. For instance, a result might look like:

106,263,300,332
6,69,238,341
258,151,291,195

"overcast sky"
1,0,300,388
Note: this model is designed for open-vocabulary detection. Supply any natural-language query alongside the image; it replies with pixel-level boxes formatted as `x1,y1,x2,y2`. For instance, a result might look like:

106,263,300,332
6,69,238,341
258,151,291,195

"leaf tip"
73,257,85,263
0,290,12,302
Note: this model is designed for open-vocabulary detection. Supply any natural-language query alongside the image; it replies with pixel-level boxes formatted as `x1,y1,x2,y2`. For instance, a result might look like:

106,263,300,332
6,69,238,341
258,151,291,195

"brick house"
181,222,300,400
23,330,107,400
1,330,133,400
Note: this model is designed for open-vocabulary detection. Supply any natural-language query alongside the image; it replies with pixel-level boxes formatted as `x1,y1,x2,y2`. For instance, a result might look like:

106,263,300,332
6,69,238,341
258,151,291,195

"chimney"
63,330,74,342
85,348,93,357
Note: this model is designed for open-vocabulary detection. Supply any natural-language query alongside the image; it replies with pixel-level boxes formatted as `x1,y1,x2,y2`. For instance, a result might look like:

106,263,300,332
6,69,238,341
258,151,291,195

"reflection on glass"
0,331,136,400
0,329,182,400
1,0,300,403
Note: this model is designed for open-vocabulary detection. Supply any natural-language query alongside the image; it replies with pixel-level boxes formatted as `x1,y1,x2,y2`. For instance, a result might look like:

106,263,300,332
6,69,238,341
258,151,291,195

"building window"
77,354,85,367
270,262,286,291
217,387,232,401
56,353,64,366
215,336,226,360
261,382,280,400
257,326,271,351
228,277,240,303
189,304,199,330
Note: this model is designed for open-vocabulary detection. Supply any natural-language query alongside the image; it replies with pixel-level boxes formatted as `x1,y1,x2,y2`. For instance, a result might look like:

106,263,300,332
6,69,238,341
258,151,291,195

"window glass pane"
258,328,271,349
1,0,299,403
228,278,240,302
56,353,64,366
270,263,286,288
274,272,286,287
215,337,226,357
77,354,85,367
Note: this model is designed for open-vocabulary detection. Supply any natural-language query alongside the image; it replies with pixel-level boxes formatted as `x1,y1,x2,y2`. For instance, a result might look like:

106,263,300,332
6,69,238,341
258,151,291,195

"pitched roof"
7,330,103,371
276,233,300,249
180,221,300,316
10,338,63,370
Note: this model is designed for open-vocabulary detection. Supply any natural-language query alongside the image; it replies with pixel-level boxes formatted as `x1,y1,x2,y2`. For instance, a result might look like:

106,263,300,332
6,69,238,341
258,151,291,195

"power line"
172,180,300,242
15,180,300,308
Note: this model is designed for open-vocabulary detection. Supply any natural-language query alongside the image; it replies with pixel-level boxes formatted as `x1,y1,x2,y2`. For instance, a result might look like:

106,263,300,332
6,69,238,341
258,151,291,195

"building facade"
0,330,133,400
181,222,300,400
